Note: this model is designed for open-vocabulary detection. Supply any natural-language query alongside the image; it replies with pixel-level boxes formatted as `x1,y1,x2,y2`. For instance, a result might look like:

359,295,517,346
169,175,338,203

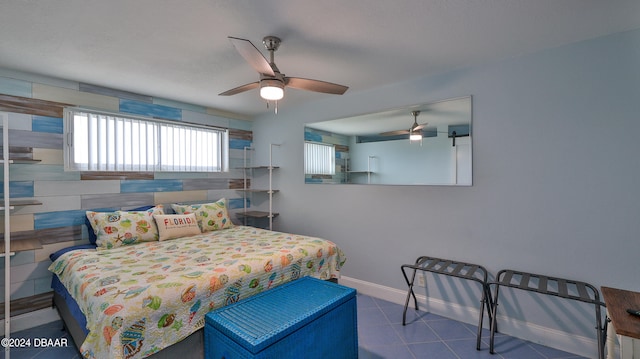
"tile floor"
2,294,588,359
356,294,588,359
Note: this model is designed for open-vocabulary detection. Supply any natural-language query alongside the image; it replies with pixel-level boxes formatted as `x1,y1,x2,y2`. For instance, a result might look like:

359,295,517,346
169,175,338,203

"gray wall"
251,28,640,339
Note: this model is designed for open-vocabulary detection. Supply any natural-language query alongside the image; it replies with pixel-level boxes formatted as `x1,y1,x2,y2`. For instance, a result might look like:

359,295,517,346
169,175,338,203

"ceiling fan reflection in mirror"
379,110,465,146
219,36,349,112
380,110,429,145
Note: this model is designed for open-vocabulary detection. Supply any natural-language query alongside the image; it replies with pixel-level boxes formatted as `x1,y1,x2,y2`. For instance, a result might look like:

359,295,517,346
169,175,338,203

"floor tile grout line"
371,297,425,359
440,339,463,359
527,342,552,359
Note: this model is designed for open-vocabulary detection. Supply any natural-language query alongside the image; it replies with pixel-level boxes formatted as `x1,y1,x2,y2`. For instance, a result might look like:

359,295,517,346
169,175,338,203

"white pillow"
154,213,201,241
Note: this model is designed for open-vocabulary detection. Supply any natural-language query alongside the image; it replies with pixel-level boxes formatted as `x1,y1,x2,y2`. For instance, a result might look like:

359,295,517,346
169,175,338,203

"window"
64,109,228,172
304,142,335,175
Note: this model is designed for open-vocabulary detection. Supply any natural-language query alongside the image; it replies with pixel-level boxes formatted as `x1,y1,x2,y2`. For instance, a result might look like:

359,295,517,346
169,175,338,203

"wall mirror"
304,95,472,185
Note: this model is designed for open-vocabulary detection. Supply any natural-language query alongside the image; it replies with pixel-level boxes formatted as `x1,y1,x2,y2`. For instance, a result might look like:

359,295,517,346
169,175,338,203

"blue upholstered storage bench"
204,277,358,359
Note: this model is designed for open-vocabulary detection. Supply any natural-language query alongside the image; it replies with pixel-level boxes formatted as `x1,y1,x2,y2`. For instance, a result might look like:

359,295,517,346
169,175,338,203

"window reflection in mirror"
304,96,472,186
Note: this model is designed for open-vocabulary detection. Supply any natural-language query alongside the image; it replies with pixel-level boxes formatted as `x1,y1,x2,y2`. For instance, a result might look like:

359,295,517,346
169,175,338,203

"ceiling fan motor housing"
263,36,281,52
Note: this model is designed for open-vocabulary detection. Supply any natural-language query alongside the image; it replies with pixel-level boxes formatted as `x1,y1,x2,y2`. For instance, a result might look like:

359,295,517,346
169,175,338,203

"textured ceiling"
1,0,639,119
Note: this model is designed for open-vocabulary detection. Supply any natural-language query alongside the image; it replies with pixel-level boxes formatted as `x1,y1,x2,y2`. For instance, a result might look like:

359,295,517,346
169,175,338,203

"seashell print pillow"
171,198,234,232
86,205,164,250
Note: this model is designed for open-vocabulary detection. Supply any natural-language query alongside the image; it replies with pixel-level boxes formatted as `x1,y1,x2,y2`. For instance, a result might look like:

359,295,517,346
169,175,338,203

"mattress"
48,225,346,359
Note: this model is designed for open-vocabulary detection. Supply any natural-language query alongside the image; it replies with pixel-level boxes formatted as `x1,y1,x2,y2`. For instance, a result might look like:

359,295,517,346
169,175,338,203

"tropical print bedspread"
48,226,346,359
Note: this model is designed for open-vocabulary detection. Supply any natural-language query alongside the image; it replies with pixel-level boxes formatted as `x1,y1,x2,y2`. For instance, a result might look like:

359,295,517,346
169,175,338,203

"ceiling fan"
380,111,428,141
380,110,467,146
219,36,349,104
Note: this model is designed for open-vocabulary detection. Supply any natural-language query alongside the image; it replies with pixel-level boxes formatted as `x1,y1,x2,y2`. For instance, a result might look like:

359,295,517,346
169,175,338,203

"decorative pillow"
86,205,164,250
171,198,234,232
85,205,155,245
154,213,201,241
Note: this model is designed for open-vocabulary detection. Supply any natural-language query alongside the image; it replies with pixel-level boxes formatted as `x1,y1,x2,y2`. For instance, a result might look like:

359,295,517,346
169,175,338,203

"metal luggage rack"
401,256,493,351
488,269,607,359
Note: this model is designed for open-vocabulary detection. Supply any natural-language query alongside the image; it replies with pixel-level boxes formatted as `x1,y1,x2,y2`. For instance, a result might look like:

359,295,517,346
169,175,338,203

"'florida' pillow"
86,205,164,250
171,198,234,232
154,213,201,241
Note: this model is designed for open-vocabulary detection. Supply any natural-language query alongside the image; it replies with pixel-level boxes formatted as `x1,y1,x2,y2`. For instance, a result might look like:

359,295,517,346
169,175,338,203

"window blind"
304,142,335,175
64,109,227,172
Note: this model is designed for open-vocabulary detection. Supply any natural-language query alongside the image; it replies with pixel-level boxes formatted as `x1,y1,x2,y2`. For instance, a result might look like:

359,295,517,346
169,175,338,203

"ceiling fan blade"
228,36,275,76
413,123,428,131
285,77,348,95
380,129,410,136
218,81,260,96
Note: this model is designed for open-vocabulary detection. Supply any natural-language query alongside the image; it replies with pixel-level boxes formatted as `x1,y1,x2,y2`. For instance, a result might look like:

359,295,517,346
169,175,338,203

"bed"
48,201,346,359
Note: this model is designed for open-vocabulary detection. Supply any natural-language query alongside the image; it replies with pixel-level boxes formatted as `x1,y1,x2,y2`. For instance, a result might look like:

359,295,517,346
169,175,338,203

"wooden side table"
601,287,640,359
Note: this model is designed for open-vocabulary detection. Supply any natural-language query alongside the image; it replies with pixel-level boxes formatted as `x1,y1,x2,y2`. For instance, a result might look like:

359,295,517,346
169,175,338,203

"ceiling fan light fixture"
260,79,284,101
408,111,423,144
409,131,422,141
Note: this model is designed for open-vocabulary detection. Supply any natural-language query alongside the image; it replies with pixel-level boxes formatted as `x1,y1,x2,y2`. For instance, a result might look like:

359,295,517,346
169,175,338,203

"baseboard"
0,307,60,336
340,276,605,358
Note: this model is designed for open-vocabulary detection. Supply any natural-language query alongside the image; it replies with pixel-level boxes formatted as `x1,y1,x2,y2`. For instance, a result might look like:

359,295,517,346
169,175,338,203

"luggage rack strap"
492,269,603,305
403,256,488,284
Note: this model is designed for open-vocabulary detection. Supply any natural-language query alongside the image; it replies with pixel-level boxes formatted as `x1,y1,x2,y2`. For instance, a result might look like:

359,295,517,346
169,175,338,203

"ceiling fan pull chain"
266,100,278,115
265,100,278,114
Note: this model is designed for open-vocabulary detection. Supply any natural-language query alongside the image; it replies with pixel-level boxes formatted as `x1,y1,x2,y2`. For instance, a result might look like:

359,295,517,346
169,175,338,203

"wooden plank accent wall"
229,178,246,189
80,193,155,209
81,171,155,180
229,128,253,141
0,146,34,160
0,292,53,320
0,238,42,253
2,129,63,150
0,73,255,308
36,226,84,245
0,94,69,117
2,226,85,245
